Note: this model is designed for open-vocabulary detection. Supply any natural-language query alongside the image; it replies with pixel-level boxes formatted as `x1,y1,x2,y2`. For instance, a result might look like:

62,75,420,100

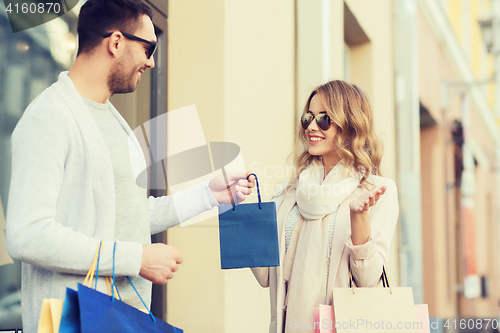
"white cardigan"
6,72,218,331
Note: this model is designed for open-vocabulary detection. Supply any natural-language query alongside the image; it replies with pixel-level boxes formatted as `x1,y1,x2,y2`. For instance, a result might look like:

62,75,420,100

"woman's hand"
349,185,387,245
349,185,387,213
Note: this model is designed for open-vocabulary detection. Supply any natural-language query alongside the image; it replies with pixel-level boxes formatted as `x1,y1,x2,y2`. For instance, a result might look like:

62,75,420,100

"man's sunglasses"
301,112,332,131
102,31,158,59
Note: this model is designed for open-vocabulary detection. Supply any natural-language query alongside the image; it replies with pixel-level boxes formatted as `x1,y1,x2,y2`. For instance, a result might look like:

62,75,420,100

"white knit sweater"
5,72,219,332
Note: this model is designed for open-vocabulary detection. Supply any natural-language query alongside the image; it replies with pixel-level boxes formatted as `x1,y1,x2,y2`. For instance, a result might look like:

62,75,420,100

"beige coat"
251,175,399,333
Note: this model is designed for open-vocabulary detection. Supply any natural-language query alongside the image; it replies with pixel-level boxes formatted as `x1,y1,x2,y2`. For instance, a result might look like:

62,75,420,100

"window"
0,6,78,330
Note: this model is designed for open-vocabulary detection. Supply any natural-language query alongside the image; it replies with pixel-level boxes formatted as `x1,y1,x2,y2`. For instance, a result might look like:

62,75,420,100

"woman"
252,80,399,333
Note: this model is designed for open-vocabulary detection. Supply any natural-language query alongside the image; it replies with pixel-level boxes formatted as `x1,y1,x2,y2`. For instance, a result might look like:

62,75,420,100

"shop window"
0,6,78,330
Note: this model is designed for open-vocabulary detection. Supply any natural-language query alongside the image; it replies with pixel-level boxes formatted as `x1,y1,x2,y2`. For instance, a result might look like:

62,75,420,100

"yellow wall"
222,1,295,332
471,0,481,78
448,0,462,44
330,0,345,82
445,0,496,111
166,0,226,331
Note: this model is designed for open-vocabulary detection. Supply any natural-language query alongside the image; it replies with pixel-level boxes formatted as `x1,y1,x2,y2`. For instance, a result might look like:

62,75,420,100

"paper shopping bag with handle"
414,304,430,333
218,173,279,269
332,267,418,333
36,298,64,333
58,241,183,333
315,304,335,333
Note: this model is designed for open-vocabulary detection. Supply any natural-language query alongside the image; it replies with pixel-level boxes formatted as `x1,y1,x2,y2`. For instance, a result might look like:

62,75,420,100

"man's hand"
209,172,256,205
139,244,183,284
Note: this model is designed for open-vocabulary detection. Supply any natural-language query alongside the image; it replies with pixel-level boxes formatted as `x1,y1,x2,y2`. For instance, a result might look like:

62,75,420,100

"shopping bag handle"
229,173,262,211
110,242,156,323
83,241,121,299
84,241,156,322
83,241,104,290
349,265,392,294
381,266,390,288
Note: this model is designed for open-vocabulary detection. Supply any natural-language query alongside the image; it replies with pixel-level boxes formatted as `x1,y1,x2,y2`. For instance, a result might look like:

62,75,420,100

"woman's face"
304,94,338,160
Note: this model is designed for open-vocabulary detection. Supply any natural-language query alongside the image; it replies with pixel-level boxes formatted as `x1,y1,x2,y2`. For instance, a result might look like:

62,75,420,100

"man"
5,0,254,330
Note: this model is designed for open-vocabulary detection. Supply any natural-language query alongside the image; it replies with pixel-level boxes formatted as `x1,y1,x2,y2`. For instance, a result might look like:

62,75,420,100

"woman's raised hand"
349,185,387,213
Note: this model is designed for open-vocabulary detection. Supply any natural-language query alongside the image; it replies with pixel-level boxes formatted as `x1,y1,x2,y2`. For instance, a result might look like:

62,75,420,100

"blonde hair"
286,80,383,190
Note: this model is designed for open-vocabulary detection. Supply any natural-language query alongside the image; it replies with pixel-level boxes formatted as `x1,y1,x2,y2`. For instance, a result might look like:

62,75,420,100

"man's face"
108,15,156,94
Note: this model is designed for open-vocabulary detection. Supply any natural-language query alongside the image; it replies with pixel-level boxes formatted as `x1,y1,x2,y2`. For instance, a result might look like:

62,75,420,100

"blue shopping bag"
59,288,79,333
218,174,279,269
59,242,183,333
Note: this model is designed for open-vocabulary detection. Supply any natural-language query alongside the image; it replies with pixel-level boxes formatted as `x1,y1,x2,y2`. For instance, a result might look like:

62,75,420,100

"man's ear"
107,32,123,58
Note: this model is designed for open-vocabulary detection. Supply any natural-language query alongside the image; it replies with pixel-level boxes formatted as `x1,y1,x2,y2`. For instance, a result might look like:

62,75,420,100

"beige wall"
344,0,396,179
166,1,226,332
223,1,295,332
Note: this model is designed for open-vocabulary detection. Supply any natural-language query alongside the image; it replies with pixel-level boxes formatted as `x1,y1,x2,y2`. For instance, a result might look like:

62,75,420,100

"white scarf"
283,161,360,333
296,161,360,220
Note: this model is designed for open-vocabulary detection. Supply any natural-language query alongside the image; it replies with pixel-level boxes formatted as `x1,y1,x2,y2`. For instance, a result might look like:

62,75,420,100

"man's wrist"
205,179,220,207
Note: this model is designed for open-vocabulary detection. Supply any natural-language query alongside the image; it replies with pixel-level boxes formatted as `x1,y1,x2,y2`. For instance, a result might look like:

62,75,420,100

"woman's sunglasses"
102,32,158,59
301,112,332,130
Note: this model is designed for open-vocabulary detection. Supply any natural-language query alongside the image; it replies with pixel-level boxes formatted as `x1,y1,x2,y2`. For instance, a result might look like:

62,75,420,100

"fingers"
165,272,174,282
375,185,387,197
232,178,255,201
169,254,183,274
176,252,184,264
368,185,387,206
236,191,249,201
368,193,376,206
350,185,389,213
226,172,256,186
364,199,370,210
237,178,255,189
234,184,253,196
140,244,183,285
246,173,256,183
226,171,248,180
350,200,368,213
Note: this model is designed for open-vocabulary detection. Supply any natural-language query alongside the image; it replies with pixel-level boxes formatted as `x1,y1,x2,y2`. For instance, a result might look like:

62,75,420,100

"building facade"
418,0,500,327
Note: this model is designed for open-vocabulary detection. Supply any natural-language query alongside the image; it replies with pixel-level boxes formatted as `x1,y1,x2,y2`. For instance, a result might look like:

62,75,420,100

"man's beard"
107,49,138,94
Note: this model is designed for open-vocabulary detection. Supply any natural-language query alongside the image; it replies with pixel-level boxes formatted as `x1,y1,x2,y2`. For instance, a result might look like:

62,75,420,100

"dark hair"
77,0,153,56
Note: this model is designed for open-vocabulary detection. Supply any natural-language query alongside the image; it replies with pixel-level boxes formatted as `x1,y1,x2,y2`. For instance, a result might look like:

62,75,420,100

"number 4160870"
6,2,61,14
443,318,498,330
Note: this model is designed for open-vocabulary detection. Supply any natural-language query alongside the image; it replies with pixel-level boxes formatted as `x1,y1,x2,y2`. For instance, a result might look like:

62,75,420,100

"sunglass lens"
301,113,313,129
147,45,157,59
317,114,331,130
